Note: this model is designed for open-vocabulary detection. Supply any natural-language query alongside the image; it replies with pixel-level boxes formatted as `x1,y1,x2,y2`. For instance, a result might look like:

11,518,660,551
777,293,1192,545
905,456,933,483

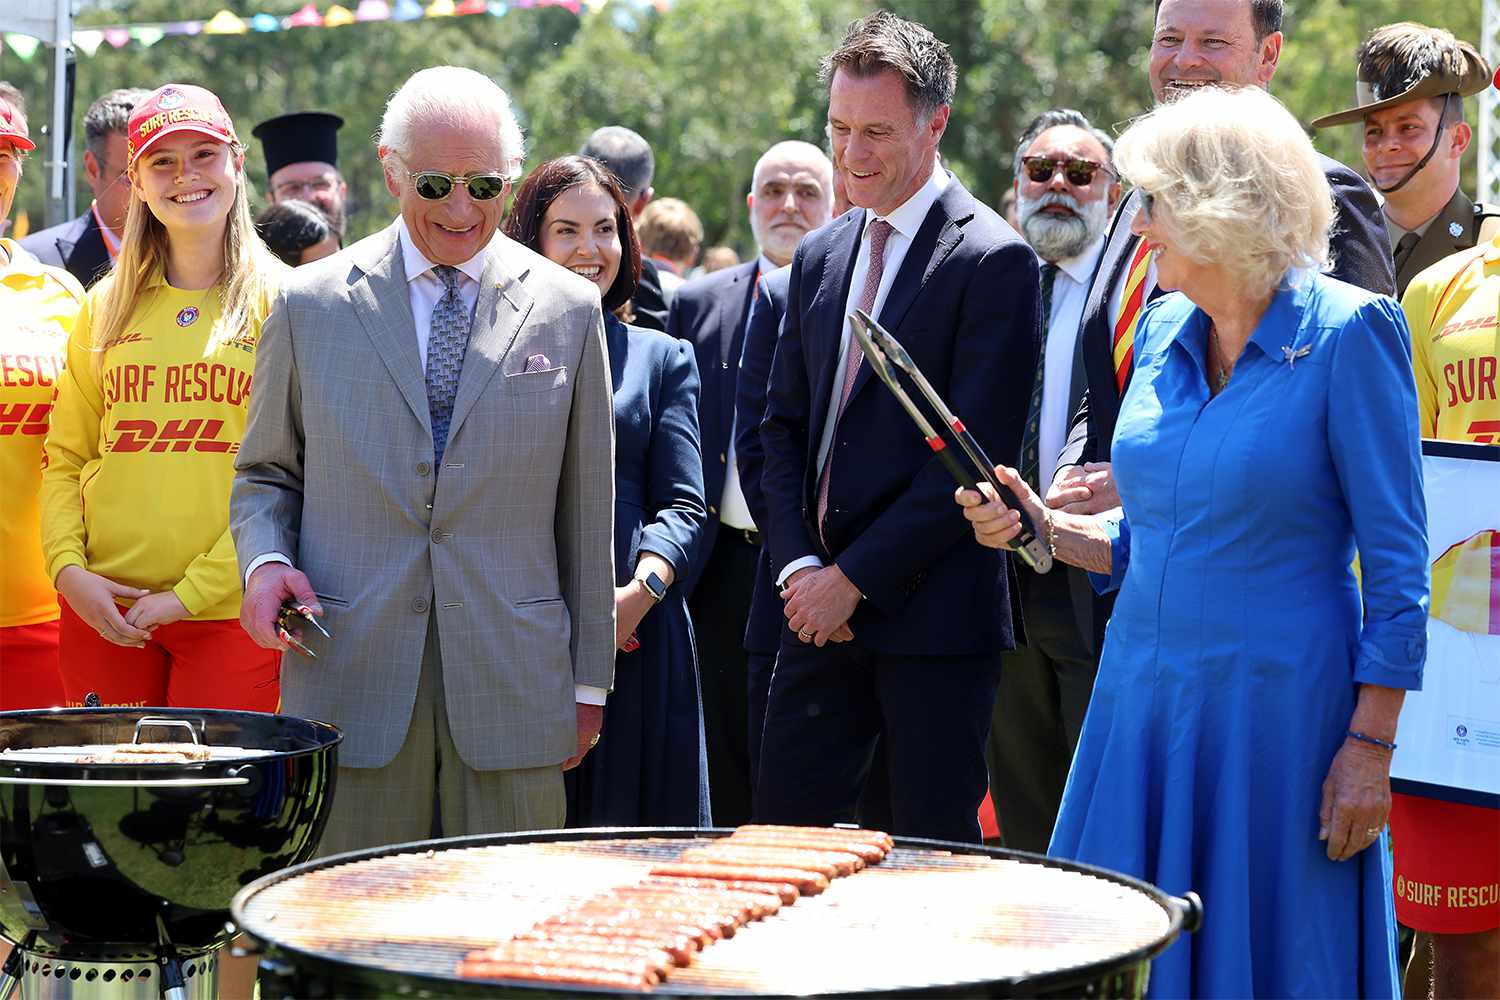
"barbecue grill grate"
236,835,1172,995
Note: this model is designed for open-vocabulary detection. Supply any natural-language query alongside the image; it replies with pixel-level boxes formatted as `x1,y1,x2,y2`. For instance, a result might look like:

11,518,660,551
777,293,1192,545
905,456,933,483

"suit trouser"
316,614,565,857
986,564,1098,853
755,639,1002,843
689,527,760,826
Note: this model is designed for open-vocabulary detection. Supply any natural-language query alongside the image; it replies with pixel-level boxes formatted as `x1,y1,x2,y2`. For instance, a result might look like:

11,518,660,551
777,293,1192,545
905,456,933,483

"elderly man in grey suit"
231,66,616,854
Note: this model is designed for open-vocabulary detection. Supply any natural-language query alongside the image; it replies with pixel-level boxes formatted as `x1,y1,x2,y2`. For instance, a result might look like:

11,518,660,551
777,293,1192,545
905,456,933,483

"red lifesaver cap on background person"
126,84,238,167
0,98,35,152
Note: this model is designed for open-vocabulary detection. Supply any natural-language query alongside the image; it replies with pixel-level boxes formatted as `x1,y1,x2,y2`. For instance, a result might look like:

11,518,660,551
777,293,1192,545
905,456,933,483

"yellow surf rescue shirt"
1401,236,1500,443
41,271,275,621
0,240,84,627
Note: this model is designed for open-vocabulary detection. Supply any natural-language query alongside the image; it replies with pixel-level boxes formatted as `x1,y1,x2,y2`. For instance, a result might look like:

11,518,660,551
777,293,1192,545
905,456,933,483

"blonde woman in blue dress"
957,86,1427,998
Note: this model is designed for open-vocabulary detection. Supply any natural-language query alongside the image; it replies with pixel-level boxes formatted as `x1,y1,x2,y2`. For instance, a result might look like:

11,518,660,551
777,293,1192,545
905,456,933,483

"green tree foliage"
0,0,1484,253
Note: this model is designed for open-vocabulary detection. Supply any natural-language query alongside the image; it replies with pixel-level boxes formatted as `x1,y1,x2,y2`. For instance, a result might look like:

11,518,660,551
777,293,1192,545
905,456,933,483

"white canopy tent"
1,0,77,225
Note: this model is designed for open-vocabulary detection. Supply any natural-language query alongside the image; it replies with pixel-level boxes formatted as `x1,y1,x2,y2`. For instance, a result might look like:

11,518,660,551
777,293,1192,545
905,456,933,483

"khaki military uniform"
1393,189,1500,297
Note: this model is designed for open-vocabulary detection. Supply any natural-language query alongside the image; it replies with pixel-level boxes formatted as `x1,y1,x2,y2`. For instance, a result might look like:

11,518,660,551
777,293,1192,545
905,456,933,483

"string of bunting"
2,0,674,60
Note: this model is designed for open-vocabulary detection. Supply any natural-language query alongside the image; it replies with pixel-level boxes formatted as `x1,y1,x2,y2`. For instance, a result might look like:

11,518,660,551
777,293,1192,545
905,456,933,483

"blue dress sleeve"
638,337,708,576
1088,509,1130,595
1328,295,1429,690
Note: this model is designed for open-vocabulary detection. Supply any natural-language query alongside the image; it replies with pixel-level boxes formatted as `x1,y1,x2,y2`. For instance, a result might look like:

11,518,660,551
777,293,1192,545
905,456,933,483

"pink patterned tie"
817,218,894,537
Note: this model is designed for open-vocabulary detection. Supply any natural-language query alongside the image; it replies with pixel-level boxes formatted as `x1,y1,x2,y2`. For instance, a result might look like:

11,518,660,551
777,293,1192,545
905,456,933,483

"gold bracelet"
1043,509,1058,554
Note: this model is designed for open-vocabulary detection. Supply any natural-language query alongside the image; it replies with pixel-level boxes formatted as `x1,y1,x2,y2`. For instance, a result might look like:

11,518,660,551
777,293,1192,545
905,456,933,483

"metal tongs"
848,309,1054,574
276,601,332,659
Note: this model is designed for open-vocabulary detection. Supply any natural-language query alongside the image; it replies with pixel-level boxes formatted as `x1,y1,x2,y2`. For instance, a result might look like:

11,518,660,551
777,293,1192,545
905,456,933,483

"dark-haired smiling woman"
504,155,709,826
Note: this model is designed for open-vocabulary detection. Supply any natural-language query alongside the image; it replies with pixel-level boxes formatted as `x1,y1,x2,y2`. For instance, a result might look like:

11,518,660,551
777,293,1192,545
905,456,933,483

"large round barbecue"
232,828,1201,998
0,707,341,1000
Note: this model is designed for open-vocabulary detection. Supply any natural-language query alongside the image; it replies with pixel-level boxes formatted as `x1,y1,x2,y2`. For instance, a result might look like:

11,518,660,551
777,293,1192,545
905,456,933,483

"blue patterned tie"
425,265,471,464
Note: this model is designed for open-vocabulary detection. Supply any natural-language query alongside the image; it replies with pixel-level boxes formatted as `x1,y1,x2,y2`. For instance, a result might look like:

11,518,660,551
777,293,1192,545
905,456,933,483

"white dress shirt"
777,168,951,585
246,219,607,705
1038,236,1105,490
716,255,779,533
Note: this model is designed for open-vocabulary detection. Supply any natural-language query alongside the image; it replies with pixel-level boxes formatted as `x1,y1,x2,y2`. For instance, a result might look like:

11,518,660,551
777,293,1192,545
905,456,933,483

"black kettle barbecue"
0,707,340,1000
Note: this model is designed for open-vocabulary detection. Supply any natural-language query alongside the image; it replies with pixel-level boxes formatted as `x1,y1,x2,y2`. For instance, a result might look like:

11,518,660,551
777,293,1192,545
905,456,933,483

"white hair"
377,66,526,179
1114,86,1332,295
751,140,834,195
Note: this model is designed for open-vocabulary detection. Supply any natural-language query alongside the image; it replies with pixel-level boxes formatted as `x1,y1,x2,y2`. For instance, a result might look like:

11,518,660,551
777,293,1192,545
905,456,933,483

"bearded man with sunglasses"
233,66,616,854
984,109,1120,853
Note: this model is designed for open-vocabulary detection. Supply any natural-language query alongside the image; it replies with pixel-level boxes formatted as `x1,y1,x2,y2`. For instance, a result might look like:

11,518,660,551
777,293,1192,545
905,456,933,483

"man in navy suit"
668,141,833,825
758,11,1041,843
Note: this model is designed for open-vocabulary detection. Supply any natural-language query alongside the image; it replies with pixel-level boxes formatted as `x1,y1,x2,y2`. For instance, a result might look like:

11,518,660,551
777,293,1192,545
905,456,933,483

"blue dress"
1049,274,1428,998
566,315,711,827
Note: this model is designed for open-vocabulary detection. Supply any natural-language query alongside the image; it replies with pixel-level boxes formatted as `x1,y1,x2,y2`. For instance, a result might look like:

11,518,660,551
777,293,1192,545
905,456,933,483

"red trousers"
1,619,65,710
58,602,279,711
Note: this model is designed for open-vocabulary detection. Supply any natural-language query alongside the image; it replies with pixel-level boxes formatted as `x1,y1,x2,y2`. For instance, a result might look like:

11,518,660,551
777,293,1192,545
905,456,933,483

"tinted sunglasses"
407,169,508,202
1021,156,1112,187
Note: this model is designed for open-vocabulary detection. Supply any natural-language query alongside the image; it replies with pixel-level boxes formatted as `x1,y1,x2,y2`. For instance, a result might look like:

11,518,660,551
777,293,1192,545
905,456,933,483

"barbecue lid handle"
1172,891,1204,934
133,717,204,746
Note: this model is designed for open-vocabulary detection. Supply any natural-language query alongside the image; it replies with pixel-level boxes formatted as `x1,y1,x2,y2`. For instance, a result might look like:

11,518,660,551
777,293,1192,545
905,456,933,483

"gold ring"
1365,827,1382,837
589,735,600,748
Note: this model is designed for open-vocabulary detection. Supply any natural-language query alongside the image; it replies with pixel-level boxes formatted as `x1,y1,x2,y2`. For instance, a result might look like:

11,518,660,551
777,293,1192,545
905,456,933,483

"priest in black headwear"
252,111,349,238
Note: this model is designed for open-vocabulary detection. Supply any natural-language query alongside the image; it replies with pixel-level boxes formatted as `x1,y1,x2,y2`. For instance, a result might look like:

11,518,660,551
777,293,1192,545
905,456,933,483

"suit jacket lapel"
448,242,534,444
847,186,966,403
810,212,863,432
349,224,430,432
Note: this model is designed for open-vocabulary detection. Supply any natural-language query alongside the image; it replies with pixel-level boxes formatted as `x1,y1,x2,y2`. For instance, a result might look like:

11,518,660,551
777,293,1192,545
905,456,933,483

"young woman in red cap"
41,84,286,709
0,94,85,710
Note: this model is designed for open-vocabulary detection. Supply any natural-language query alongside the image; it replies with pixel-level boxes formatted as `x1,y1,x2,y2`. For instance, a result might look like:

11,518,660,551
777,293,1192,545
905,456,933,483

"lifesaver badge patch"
176,306,200,327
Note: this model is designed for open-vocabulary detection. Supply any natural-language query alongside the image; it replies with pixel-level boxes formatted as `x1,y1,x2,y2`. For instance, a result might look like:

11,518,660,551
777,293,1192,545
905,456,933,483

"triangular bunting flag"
355,0,393,20
324,4,357,26
131,26,165,47
3,34,41,61
203,10,249,34
72,30,105,55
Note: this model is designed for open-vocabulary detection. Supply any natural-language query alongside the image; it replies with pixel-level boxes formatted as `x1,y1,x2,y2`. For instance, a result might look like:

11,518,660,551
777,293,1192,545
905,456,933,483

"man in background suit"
22,88,148,289
253,111,350,240
233,67,615,855
669,140,832,825
580,126,670,332
1313,22,1499,298
1052,0,1393,592
758,12,1040,843
990,108,1119,854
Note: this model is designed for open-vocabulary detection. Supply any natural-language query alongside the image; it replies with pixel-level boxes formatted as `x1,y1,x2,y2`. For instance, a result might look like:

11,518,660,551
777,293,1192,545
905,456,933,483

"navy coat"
760,179,1040,655
566,315,709,827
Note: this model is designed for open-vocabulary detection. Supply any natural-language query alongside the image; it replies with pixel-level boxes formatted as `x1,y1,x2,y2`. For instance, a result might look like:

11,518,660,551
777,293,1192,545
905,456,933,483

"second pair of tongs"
848,308,1053,574
276,601,332,659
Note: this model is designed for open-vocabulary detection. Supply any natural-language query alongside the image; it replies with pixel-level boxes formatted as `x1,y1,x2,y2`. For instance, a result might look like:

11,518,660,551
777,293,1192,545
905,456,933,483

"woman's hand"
55,566,152,648
1318,738,1393,861
954,465,1048,551
614,582,655,651
123,591,190,632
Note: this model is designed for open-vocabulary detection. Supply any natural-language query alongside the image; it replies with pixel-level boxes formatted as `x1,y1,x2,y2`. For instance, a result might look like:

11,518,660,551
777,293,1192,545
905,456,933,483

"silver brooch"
1282,344,1312,369
1450,221,1464,238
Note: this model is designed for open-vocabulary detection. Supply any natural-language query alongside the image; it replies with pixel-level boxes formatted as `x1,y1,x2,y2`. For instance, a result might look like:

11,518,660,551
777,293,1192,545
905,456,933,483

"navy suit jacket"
665,259,759,595
760,179,1040,655
19,210,112,289
1054,155,1393,656
735,265,791,656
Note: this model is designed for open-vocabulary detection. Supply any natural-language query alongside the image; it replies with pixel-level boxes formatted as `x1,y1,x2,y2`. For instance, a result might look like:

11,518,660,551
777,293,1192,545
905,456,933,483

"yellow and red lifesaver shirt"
0,239,83,627
40,270,276,621
1401,236,1500,443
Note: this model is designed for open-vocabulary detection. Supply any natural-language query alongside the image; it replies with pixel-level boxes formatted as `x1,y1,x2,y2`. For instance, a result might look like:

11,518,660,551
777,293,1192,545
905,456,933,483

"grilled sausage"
513,928,696,966
565,902,736,938
725,831,887,863
539,913,716,949
615,881,782,918
597,888,759,925
463,943,670,977
736,824,894,851
680,844,863,877
454,958,660,989
642,875,799,906
648,862,830,895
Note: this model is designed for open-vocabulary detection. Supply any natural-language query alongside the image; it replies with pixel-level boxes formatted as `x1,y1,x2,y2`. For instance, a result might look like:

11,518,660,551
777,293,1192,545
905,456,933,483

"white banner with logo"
1389,442,1500,808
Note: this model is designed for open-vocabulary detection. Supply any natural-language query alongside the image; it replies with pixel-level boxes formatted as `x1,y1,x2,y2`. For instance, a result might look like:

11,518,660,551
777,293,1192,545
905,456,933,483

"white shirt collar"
1053,235,1106,285
396,216,490,286
865,166,951,242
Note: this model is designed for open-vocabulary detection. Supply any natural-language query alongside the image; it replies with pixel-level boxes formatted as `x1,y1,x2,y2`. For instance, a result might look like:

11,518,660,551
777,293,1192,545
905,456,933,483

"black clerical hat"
251,111,343,176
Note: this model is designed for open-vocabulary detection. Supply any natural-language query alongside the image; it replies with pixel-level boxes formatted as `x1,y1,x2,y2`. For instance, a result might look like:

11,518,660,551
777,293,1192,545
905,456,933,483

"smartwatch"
636,571,667,603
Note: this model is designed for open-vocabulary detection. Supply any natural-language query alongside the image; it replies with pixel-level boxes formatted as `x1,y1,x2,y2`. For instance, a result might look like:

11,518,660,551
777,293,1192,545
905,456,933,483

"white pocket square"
523,353,551,373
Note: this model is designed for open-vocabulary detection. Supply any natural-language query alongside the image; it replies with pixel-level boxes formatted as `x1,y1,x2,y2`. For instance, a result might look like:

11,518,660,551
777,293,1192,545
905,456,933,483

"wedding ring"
798,628,814,640
589,734,600,748
1365,827,1382,837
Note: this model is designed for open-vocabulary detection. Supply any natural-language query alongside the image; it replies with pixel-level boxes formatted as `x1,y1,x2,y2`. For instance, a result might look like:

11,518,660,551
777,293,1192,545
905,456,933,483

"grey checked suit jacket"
231,222,616,770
